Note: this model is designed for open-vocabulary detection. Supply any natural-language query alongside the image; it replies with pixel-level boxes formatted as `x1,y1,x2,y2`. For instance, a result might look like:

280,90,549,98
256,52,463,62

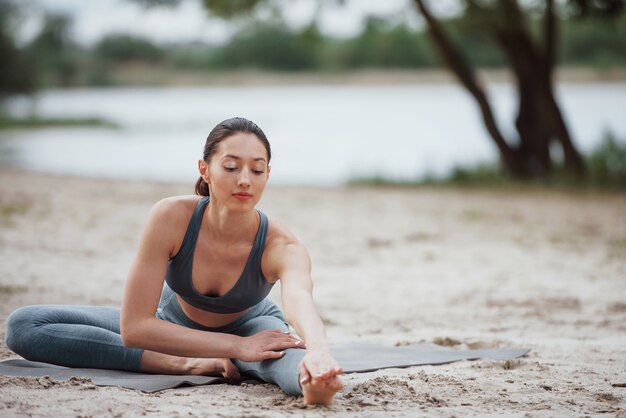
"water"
1,83,625,186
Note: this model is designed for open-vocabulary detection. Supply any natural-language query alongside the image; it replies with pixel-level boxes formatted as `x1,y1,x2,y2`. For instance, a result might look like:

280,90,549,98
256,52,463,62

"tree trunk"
414,0,586,179
494,0,585,177
413,0,527,176
495,26,554,177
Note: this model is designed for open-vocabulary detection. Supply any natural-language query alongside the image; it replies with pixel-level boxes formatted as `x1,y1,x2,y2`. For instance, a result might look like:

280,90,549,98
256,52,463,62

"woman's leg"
5,304,143,371
4,304,238,378
229,302,305,396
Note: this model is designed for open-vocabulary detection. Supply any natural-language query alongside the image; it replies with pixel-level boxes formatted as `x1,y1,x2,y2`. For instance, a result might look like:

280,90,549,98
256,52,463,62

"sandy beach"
101,66,626,87
0,166,625,417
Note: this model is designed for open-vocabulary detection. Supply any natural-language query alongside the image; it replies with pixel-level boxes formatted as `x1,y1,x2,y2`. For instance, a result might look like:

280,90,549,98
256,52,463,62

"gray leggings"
5,285,304,395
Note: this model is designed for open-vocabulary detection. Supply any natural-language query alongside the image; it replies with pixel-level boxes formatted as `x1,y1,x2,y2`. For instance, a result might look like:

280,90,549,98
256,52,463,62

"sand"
105,66,626,87
0,167,625,417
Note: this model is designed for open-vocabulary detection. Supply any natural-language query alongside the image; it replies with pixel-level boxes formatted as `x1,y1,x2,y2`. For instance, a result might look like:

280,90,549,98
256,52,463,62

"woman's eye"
224,167,237,172
252,170,265,174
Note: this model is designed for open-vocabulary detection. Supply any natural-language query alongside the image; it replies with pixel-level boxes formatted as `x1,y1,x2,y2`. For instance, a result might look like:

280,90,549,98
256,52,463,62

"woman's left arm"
268,241,343,384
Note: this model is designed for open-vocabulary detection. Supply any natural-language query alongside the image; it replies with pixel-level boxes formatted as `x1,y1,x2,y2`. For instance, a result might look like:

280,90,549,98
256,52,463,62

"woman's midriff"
176,294,250,328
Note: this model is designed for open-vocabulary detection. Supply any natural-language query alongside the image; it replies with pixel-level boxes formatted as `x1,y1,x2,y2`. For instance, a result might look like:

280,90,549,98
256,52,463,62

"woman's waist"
176,295,250,328
158,283,277,331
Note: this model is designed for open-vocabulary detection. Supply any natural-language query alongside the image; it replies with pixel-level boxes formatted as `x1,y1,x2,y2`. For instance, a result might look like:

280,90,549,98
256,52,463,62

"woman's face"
199,132,271,211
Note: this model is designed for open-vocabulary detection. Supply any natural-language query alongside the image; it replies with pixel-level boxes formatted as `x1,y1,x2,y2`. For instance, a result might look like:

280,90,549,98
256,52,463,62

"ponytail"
194,176,209,196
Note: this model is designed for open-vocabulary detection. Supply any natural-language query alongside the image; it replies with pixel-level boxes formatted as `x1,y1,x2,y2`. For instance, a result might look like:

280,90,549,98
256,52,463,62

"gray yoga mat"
0,343,529,393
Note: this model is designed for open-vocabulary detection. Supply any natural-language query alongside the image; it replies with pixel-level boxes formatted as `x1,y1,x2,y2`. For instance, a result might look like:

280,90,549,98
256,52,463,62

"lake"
1,83,625,185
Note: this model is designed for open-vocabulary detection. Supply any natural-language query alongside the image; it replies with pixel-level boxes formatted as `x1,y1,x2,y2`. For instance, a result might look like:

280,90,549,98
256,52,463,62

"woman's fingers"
242,329,307,361
304,360,323,382
317,363,342,377
263,330,301,344
299,362,311,385
262,350,285,360
262,334,304,350
268,340,305,350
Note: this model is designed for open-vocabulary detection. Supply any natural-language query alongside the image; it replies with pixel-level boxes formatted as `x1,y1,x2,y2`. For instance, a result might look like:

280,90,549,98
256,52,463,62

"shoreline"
37,67,626,89
2,166,624,197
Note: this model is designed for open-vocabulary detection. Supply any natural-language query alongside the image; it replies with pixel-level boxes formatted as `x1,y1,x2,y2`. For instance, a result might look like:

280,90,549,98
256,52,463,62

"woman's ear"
267,164,271,179
198,160,210,184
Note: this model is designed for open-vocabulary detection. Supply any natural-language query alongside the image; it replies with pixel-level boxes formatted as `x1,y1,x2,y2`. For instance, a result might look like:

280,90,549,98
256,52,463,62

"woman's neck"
204,201,258,244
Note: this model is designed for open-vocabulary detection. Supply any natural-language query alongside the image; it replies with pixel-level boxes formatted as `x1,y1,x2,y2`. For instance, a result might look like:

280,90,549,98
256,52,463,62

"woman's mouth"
233,193,252,201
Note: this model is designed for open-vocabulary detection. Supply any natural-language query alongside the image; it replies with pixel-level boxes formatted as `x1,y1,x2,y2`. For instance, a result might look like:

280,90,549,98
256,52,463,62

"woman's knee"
236,315,289,337
5,305,43,355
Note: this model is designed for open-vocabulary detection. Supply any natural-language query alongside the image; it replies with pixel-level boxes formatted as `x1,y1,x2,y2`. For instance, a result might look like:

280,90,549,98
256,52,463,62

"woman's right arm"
120,198,298,361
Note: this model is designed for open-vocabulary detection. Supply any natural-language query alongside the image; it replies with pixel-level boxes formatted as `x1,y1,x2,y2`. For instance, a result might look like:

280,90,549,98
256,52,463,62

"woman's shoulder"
264,214,303,249
148,195,204,225
153,194,203,211
262,214,311,279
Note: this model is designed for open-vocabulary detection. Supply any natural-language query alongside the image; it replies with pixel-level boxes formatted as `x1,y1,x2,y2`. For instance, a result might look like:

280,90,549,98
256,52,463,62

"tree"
95,34,164,63
26,13,78,87
217,21,319,70
412,0,623,179
0,0,35,100
337,17,436,69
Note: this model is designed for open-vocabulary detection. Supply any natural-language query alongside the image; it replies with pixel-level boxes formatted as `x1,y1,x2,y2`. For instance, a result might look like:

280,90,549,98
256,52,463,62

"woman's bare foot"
187,358,241,382
140,350,240,382
301,374,343,405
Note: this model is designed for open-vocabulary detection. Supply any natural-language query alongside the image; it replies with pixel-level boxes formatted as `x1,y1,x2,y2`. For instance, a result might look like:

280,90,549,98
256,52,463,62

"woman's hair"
195,117,271,197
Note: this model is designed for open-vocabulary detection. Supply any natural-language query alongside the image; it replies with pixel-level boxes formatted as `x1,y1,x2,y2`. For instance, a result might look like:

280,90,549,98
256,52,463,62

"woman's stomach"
177,295,250,328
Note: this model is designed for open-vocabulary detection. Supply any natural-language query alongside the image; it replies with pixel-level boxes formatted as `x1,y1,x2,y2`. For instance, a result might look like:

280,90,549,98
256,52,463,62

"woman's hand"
237,330,305,362
298,347,343,385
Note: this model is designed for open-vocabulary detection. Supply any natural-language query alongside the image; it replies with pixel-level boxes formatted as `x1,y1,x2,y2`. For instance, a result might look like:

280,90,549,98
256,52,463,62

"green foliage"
95,34,164,63
216,21,319,70
567,0,625,19
200,0,264,19
561,13,626,67
131,0,180,6
0,115,118,130
350,131,626,190
446,163,511,186
2,0,626,92
0,0,36,97
428,131,626,189
331,17,437,69
167,45,221,69
443,14,507,68
586,130,626,187
25,13,79,87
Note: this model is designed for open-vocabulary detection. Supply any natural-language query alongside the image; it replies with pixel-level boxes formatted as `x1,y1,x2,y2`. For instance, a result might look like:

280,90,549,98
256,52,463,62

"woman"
5,117,343,405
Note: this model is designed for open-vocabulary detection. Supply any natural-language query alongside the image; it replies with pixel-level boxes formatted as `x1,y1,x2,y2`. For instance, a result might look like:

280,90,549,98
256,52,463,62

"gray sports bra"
165,196,274,314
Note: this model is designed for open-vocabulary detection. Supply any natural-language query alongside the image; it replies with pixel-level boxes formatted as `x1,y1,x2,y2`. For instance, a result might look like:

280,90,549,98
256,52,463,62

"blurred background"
1,0,625,188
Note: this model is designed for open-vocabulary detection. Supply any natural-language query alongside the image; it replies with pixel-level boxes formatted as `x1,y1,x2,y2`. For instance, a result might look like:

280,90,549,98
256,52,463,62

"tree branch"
543,0,557,80
413,0,518,170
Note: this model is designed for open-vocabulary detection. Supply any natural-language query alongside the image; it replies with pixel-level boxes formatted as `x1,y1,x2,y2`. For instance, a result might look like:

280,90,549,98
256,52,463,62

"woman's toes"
302,375,343,405
220,359,240,381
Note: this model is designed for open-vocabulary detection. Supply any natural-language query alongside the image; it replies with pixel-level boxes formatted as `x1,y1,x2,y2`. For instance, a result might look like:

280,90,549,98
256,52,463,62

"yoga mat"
0,343,529,393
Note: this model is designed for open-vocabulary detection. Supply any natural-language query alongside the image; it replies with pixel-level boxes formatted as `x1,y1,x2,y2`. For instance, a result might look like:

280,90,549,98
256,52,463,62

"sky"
18,0,461,46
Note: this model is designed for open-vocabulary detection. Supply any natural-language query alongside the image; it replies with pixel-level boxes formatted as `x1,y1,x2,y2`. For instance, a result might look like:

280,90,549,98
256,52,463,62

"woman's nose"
237,169,251,187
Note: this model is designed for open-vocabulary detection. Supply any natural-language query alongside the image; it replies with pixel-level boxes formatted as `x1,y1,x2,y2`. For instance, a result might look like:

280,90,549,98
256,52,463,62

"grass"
348,132,626,192
0,115,119,130
0,201,31,217
0,284,28,295
0,201,32,228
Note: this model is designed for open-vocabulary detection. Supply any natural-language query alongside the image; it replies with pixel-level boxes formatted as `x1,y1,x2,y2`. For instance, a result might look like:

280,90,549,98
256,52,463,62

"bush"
216,22,319,71
586,130,626,188
95,34,164,63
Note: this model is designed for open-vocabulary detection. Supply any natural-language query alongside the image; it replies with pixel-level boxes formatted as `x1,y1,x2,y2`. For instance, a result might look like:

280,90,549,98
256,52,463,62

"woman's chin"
227,200,258,212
